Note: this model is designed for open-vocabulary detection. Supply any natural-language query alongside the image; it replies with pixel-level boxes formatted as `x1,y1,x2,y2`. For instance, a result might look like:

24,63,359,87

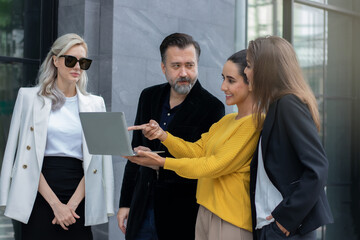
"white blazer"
0,86,114,226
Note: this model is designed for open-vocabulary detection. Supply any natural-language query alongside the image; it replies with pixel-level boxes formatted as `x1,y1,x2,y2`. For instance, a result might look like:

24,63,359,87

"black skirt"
22,156,92,240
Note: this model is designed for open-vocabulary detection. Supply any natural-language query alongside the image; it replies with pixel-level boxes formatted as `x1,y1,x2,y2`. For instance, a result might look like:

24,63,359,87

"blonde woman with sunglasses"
0,33,114,240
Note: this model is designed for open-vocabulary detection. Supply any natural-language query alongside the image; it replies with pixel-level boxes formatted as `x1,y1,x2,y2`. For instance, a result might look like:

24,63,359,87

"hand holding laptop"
132,146,160,170
128,119,168,142
123,148,166,168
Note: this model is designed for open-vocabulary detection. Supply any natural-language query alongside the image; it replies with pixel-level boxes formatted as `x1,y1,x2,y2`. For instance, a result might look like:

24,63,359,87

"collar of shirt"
159,91,184,131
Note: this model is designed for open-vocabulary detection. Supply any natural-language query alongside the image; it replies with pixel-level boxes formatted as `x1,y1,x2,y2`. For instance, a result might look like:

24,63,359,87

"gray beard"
173,83,192,95
172,77,194,95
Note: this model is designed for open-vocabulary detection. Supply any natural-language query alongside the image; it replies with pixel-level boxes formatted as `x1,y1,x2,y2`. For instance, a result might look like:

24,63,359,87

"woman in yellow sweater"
125,50,260,240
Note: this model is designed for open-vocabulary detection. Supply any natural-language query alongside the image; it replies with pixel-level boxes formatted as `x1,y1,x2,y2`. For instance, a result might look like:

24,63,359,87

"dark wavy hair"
160,33,201,63
227,49,248,84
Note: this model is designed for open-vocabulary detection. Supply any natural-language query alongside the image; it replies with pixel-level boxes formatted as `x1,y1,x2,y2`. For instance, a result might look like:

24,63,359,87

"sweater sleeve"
163,116,259,179
161,132,208,159
161,116,224,159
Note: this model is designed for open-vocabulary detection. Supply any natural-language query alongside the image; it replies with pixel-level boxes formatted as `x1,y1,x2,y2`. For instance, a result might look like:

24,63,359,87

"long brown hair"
247,36,320,131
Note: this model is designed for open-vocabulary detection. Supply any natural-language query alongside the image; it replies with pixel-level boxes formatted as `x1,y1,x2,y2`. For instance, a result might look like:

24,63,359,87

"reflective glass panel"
0,0,25,57
324,99,356,240
0,0,41,59
293,3,326,97
326,12,353,98
247,0,283,41
326,0,356,12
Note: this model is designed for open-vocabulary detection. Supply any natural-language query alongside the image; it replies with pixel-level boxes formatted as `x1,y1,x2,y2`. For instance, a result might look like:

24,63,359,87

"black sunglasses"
59,55,92,70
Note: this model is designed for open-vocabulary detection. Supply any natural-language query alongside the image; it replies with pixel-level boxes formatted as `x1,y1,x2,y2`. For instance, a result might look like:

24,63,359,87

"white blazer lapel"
77,88,92,172
33,94,51,168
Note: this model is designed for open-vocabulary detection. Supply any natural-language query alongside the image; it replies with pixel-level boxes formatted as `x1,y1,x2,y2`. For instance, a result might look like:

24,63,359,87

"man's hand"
117,207,130,234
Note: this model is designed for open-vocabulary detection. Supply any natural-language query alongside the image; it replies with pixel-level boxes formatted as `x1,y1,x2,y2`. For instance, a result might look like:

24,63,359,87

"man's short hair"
160,33,201,63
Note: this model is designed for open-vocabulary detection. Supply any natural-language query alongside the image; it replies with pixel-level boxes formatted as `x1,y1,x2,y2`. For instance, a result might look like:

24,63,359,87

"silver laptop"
79,112,163,156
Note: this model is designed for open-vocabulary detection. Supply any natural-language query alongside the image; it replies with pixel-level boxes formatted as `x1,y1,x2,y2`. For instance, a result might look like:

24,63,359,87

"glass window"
247,0,283,40
293,3,326,97
0,0,25,58
326,0,355,12
324,99,354,240
0,62,38,100
0,0,42,59
326,12,353,98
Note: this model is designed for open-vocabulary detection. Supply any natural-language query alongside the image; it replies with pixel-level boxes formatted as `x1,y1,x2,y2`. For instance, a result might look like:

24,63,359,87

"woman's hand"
50,202,80,230
51,177,84,230
38,173,81,230
266,215,290,236
128,120,167,141
52,200,80,228
124,150,166,168
133,146,159,170
134,146,151,152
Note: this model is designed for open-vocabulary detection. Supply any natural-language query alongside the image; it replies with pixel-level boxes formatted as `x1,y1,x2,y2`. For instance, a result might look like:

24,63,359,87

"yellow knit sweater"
163,113,260,232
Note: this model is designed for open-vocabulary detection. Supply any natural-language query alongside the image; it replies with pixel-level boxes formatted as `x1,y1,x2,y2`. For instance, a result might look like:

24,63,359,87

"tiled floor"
0,210,14,240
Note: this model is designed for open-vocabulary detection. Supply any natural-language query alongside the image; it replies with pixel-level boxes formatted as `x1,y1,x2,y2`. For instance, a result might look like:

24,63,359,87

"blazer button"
26,145,31,150
23,164,27,169
30,126,34,131
93,169,97,174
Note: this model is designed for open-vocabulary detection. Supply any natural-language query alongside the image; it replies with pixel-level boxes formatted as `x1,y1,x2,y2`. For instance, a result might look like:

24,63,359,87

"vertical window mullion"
283,0,294,43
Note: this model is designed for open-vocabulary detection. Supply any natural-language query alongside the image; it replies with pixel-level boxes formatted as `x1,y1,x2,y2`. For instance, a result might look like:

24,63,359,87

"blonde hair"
37,33,89,110
247,36,320,131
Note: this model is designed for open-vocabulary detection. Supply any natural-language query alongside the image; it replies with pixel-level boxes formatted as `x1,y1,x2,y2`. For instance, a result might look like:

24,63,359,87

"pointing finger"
128,124,149,131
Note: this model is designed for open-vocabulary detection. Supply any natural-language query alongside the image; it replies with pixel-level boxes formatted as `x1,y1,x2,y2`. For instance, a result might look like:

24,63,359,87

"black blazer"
120,81,225,240
250,94,333,238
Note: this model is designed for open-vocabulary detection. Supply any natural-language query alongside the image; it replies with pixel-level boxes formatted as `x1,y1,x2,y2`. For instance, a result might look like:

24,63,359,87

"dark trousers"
11,219,21,240
256,222,316,240
134,207,158,240
22,156,92,240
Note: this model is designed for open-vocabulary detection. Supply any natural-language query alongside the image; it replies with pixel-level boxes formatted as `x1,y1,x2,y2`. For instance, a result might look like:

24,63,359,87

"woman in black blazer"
245,36,333,240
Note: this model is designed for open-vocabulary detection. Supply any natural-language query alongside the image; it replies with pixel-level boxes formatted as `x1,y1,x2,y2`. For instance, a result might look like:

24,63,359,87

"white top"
45,95,83,160
255,138,283,229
